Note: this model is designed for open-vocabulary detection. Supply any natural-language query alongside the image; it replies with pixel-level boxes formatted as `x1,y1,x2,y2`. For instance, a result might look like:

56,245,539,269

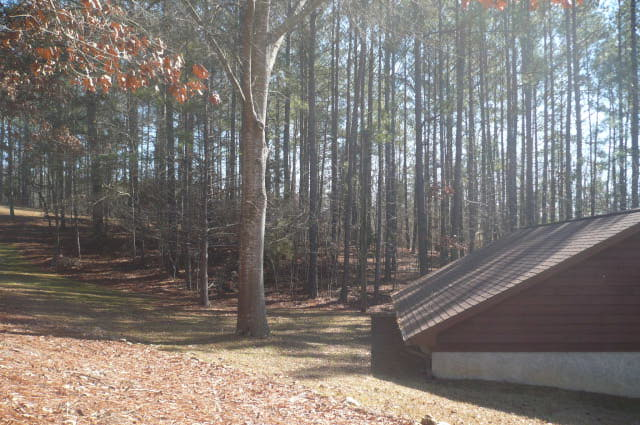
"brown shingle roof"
392,210,640,342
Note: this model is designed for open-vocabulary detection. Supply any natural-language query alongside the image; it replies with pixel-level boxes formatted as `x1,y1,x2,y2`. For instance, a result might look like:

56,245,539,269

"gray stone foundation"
432,352,640,398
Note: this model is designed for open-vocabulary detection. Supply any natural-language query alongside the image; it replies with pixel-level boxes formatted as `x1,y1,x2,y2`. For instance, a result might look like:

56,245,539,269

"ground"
1,206,639,425
0,332,408,425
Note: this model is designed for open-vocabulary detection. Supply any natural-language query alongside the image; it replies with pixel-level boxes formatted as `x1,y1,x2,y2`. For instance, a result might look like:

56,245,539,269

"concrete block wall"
432,351,640,398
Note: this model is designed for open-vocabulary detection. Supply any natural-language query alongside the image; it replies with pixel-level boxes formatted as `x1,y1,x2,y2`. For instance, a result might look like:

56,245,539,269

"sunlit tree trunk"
307,11,319,299
617,0,627,211
572,4,583,218
414,34,428,274
505,12,517,231
452,4,465,257
358,34,371,312
564,8,573,219
201,92,211,307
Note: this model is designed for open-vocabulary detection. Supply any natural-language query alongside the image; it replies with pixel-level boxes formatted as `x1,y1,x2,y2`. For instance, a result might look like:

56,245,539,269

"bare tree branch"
181,0,246,103
269,0,328,46
241,0,260,125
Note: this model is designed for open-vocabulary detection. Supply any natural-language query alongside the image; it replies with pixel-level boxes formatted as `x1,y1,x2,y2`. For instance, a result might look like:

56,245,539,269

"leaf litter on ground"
0,325,414,425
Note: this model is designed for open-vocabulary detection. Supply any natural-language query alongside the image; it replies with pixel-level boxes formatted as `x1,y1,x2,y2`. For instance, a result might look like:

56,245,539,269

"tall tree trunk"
468,42,478,250
549,17,557,222
374,33,384,299
452,4,465,256
72,162,81,258
572,4,583,217
505,12,518,231
631,0,639,207
523,4,535,226
542,10,550,224
7,120,14,219
230,88,238,200
235,0,275,338
330,0,340,291
307,11,319,299
479,12,492,242
298,34,308,209
358,34,371,312
128,94,139,259
88,94,103,235
618,0,627,211
414,35,428,274
273,97,281,197
166,92,177,276
402,58,410,251
564,8,574,219
341,29,361,303
383,27,397,281
201,93,211,307
438,4,450,263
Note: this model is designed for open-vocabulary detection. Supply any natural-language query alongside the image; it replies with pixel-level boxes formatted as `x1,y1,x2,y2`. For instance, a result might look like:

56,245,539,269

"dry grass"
1,243,639,425
0,205,44,217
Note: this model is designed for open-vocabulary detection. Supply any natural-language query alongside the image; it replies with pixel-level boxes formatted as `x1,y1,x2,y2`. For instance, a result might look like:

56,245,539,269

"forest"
2,0,640,423
1,0,639,337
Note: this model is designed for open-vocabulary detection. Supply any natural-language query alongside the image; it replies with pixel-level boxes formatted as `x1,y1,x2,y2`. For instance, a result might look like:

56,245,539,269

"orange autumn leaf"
4,0,214,103
81,77,96,92
35,47,53,61
464,0,579,9
192,64,209,80
125,73,141,91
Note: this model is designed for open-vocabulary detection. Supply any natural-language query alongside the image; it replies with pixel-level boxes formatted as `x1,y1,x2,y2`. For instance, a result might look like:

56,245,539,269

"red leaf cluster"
0,0,217,107
462,0,582,10
192,64,210,80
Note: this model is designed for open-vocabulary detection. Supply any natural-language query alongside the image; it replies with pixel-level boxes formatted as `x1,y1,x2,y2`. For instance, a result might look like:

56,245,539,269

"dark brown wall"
371,313,428,377
433,232,640,352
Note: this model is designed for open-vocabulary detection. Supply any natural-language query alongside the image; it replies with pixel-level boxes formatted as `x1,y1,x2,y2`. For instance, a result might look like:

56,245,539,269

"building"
386,210,640,398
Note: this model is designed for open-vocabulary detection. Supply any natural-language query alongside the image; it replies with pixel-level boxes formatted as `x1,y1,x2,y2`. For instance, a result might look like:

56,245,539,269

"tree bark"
88,94,103,235
128,94,139,259
414,35,428,274
505,12,517,231
467,40,478,250
341,29,360,303
166,91,177,276
383,25,397,281
374,33,384,299
618,0,627,211
7,120,14,219
631,0,639,207
307,11,319,299
358,34,370,312
523,4,535,226
330,0,340,290
452,4,465,256
572,4,583,217
201,91,211,307
564,8,573,219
